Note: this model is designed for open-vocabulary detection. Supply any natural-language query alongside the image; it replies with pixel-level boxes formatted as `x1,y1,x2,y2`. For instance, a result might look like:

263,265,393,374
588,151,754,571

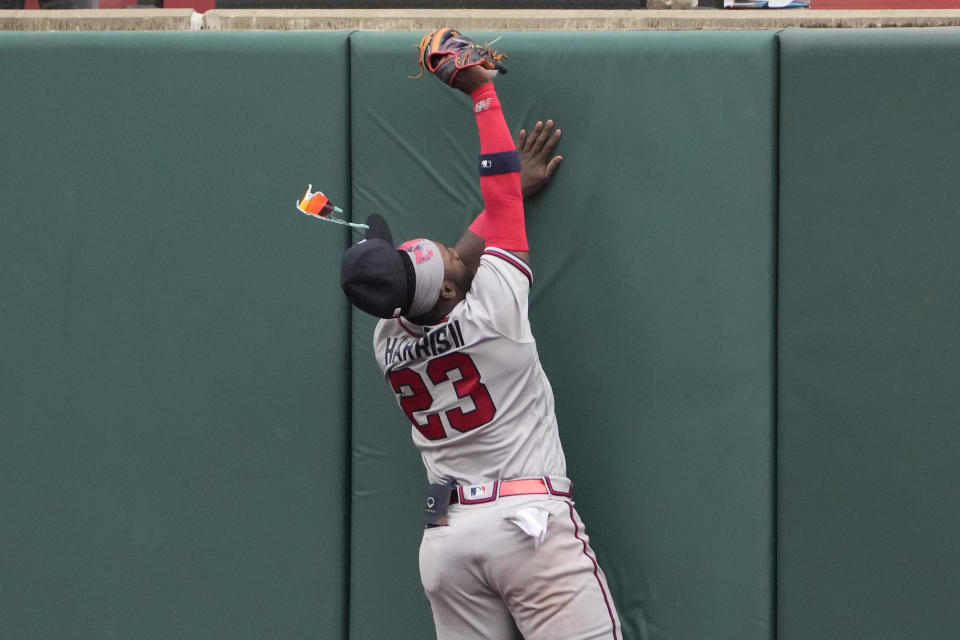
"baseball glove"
412,28,508,86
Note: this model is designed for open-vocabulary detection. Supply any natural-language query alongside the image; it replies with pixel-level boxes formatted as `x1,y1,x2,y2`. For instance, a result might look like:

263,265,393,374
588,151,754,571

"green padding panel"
350,31,775,640
778,29,960,640
0,32,350,640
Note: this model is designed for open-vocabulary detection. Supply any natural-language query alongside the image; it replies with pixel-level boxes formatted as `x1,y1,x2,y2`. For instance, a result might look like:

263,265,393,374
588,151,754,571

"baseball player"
340,29,621,640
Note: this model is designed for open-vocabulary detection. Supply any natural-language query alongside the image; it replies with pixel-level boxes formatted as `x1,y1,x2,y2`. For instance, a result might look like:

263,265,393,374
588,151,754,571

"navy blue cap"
340,213,415,318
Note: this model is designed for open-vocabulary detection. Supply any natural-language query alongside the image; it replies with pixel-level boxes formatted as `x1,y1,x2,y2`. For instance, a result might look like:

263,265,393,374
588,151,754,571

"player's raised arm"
455,119,564,273
466,78,527,260
414,30,532,265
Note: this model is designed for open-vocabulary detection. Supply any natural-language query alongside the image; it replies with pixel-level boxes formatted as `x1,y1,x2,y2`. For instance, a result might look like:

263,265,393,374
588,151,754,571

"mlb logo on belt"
459,481,497,504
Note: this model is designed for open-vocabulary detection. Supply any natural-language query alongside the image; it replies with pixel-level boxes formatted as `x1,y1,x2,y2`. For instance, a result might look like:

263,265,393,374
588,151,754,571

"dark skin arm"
453,117,564,271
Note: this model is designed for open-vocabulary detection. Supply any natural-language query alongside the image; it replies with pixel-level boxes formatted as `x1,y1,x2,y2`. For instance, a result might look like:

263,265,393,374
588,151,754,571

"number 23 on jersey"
387,352,497,440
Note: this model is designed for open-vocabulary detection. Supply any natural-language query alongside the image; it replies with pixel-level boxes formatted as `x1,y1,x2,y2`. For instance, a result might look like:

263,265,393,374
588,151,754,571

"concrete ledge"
195,9,960,31
3,8,960,32
0,9,197,31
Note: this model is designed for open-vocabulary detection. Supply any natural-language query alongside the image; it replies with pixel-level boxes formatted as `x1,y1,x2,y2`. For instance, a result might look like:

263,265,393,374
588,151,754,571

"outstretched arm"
456,109,563,270
455,119,563,272
470,81,528,256
418,32,561,272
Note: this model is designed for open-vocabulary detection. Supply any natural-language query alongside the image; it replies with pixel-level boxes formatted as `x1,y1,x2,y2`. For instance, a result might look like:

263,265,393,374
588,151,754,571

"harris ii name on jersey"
383,320,467,368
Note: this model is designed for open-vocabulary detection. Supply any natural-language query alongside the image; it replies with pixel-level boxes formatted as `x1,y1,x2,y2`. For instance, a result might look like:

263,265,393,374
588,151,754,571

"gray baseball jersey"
373,247,567,487
374,246,622,640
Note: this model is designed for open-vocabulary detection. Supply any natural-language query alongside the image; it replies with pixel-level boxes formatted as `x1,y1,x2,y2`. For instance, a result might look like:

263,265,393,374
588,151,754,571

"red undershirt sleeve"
466,83,527,252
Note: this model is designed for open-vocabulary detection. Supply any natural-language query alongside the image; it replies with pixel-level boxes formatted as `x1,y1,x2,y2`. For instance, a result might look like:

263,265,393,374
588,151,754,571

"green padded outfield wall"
349,31,776,640
3,26,958,640
778,28,960,640
0,32,351,640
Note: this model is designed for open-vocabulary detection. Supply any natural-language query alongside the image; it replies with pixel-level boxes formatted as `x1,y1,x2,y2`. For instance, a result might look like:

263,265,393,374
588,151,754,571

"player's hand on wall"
517,119,563,200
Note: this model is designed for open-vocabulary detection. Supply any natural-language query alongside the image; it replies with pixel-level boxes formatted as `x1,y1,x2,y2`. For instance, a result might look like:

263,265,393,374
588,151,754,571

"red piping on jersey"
566,501,619,639
396,317,423,338
545,476,573,498
484,248,532,286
